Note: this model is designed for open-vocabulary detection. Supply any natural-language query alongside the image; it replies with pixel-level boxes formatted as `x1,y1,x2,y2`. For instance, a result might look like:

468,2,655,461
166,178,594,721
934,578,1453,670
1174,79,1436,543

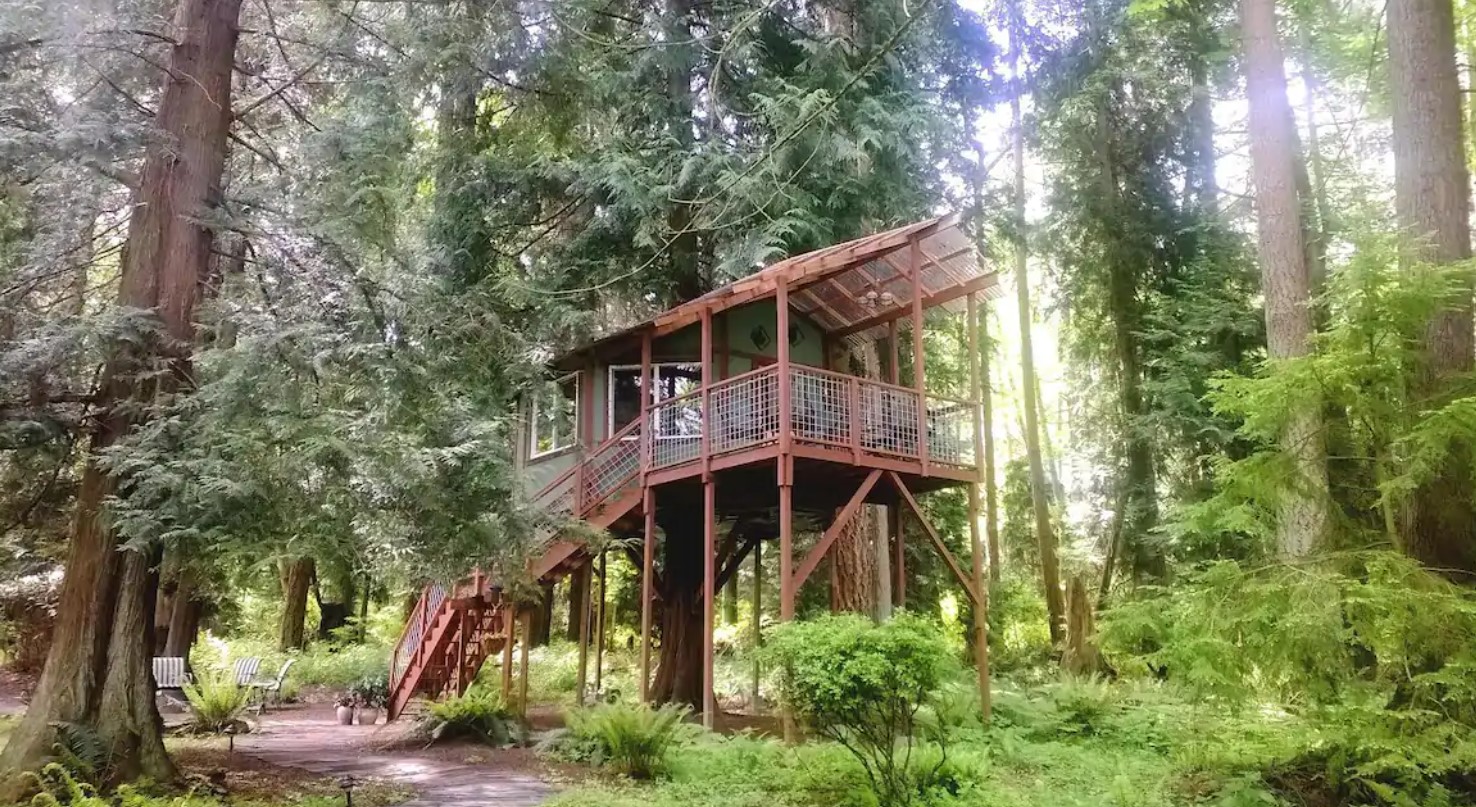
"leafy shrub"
181,666,252,733
766,614,961,807
349,672,389,708
557,702,692,779
418,689,518,746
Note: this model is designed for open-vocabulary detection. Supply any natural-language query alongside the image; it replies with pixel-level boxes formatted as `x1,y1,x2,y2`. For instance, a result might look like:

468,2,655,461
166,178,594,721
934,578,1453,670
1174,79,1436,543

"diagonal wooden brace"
791,470,883,591
889,472,978,606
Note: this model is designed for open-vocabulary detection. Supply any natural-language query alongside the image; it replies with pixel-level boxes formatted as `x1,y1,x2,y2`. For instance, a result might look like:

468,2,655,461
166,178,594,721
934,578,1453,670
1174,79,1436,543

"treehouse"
389,215,1001,725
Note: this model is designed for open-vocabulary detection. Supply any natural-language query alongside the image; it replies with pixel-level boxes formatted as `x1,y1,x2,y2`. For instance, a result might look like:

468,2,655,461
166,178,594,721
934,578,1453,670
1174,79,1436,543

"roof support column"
911,238,929,475
638,487,655,703
702,476,717,729
640,331,653,475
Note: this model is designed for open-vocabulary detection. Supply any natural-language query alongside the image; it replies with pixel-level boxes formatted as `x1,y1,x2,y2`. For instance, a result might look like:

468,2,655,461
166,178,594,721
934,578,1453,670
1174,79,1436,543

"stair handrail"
389,583,447,698
578,415,644,511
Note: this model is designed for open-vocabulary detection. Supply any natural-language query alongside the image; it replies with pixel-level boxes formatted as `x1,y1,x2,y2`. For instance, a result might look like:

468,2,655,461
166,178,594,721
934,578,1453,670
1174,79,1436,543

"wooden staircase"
387,418,645,720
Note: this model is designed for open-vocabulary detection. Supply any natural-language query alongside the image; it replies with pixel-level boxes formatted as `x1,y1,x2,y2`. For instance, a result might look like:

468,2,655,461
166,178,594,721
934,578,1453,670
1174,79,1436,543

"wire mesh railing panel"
790,368,850,446
858,380,921,458
925,396,976,467
710,367,779,454
582,436,641,506
392,583,447,689
650,391,703,470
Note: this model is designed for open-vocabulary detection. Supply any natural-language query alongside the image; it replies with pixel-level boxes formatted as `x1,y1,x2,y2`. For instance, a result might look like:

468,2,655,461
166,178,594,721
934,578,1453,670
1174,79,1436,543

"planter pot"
335,706,355,725
356,707,381,726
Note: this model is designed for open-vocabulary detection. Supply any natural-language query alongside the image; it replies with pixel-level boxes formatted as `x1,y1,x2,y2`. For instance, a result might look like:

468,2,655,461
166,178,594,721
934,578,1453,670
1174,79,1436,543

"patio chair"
152,656,190,710
249,658,295,713
232,656,262,687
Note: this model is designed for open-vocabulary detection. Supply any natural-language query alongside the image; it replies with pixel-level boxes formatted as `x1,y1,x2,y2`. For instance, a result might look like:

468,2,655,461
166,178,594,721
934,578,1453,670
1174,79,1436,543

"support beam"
791,470,883,590
639,487,655,703
640,330,653,472
500,604,515,703
890,472,977,605
717,534,760,590
910,239,929,476
575,562,592,706
751,538,763,713
594,549,607,695
777,283,792,457
518,608,532,718
891,505,905,607
888,320,900,385
702,306,713,475
702,478,717,729
779,465,794,620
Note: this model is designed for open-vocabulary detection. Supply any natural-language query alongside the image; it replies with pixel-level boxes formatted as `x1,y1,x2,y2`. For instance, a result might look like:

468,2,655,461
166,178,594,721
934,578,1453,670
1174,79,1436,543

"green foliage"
349,673,389,708
1177,249,1476,548
195,636,389,691
1102,553,1476,804
418,689,518,747
553,703,693,779
181,667,252,734
766,614,960,806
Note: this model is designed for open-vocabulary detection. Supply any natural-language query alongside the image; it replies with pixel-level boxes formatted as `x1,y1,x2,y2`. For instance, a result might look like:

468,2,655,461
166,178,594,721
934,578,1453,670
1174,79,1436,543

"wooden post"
778,464,795,743
641,330,653,471
575,562,592,706
594,549,607,694
892,506,906,607
888,319,900,385
702,306,713,474
639,488,655,703
519,608,532,718
500,604,515,703
751,538,763,713
967,292,991,720
910,237,929,475
777,283,792,456
702,477,717,729
456,609,469,695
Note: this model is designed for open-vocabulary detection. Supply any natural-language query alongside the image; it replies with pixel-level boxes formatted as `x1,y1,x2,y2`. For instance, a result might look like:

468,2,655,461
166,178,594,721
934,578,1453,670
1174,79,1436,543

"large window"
608,363,702,436
530,373,579,458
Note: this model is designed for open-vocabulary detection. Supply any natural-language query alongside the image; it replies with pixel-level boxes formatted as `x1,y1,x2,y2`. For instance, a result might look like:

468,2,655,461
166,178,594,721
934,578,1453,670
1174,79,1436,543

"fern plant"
559,702,692,779
181,666,252,733
418,689,517,747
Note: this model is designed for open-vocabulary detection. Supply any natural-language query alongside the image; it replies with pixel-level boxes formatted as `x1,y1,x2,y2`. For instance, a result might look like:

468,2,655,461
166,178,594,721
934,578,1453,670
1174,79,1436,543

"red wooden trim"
890,472,977,605
779,467,795,621
500,604,515,701
640,331,653,475
791,470,882,590
777,283,792,465
582,362,596,448
968,293,986,481
639,486,655,703
702,307,713,478
910,239,929,477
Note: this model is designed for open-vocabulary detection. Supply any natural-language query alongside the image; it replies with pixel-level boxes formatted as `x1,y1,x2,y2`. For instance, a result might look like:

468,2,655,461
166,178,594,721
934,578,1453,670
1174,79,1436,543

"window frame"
529,372,580,460
607,362,704,440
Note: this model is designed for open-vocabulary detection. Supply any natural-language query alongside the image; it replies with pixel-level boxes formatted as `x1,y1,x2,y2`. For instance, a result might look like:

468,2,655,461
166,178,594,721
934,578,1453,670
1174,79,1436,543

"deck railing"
390,582,447,694
643,363,976,473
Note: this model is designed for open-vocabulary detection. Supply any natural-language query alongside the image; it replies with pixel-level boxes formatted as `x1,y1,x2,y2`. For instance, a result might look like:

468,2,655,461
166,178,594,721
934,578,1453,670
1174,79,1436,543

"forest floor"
235,704,558,807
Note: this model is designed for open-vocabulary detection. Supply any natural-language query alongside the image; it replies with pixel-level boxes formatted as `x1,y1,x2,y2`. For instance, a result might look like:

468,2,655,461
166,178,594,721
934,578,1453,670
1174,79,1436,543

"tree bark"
533,581,554,646
1240,0,1330,557
565,564,587,644
1009,0,1066,644
279,558,313,652
1388,0,1476,576
0,0,240,789
651,503,704,707
162,575,202,660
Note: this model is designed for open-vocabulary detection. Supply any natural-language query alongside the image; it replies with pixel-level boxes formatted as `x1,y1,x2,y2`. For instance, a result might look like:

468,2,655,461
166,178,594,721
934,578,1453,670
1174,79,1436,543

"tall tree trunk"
827,341,882,615
651,502,704,707
965,116,1003,584
533,581,554,646
723,572,739,624
163,575,202,660
279,558,313,652
565,564,587,644
1009,1,1066,644
1239,0,1329,557
1388,0,1476,575
0,0,240,788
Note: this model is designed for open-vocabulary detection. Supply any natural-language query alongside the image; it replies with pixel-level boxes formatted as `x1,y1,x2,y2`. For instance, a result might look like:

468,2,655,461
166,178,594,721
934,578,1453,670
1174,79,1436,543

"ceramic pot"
335,705,355,725
356,706,380,726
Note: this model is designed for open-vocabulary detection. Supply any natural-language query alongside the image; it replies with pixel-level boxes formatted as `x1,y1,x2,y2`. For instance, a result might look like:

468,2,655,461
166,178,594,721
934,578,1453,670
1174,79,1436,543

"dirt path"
238,707,556,807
